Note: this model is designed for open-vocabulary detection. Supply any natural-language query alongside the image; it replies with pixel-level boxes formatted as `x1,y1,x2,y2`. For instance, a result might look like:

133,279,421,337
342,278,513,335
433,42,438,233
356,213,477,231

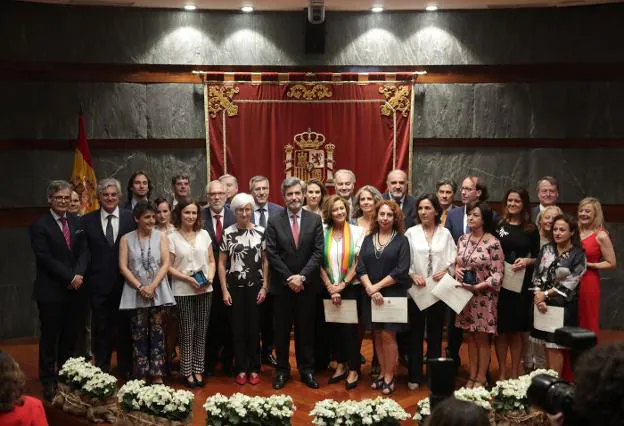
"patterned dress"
455,233,505,334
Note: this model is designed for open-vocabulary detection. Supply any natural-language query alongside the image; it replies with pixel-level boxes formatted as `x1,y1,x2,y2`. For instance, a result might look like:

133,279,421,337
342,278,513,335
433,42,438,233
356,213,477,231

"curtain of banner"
204,73,415,202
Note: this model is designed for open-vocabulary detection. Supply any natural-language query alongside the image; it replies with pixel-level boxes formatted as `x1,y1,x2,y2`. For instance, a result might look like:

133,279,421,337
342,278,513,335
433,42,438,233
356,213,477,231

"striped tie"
59,216,71,249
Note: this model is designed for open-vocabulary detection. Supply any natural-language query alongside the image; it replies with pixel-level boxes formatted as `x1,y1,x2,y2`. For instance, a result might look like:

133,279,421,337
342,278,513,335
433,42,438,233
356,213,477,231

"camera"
527,327,597,426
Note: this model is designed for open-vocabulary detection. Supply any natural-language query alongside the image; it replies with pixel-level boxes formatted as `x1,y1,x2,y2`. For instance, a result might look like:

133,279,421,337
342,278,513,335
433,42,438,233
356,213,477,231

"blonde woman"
577,197,616,336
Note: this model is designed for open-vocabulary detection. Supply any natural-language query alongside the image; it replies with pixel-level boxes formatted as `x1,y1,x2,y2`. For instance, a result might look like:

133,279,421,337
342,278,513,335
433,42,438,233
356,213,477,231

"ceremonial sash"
323,223,355,284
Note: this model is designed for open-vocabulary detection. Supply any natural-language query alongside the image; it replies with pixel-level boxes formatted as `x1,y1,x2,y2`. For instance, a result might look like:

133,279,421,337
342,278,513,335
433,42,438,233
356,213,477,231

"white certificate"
502,262,526,294
407,277,440,311
533,305,565,333
323,300,358,324
430,273,473,315
371,297,408,323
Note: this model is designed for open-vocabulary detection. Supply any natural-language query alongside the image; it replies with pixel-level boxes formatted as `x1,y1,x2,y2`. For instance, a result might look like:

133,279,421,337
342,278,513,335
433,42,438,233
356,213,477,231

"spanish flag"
70,115,99,214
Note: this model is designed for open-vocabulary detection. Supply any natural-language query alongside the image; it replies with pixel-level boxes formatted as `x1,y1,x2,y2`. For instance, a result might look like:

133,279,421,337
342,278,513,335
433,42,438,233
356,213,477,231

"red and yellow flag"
70,115,99,214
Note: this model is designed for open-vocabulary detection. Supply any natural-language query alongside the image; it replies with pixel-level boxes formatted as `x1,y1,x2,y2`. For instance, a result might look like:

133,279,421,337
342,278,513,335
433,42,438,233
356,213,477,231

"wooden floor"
3,330,622,425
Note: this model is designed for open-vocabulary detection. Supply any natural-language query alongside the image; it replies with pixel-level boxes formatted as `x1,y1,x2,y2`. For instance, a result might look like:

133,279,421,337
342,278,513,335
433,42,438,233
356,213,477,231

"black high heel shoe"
345,373,360,390
193,374,205,388
381,377,395,395
328,371,348,384
183,376,196,389
371,377,384,390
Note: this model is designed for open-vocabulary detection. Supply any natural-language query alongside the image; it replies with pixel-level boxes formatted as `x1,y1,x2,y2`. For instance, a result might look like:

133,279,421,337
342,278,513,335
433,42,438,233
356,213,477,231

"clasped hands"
365,283,384,305
138,284,156,299
411,270,446,288
287,274,305,293
68,274,83,290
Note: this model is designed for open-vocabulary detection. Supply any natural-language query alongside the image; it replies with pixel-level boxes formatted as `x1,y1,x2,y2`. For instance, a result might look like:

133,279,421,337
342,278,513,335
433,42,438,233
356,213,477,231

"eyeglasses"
208,192,226,197
461,187,476,192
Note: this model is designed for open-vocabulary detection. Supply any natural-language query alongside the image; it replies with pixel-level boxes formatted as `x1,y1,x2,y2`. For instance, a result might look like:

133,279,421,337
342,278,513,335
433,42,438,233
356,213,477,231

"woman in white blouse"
404,193,457,390
320,195,365,389
167,199,216,388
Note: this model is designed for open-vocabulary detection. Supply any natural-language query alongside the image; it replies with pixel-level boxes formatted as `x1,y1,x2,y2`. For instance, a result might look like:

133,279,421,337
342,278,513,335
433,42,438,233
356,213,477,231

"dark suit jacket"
265,209,324,296
531,205,541,223
251,202,283,226
446,204,501,244
30,211,88,303
202,207,235,262
82,208,135,300
383,193,417,230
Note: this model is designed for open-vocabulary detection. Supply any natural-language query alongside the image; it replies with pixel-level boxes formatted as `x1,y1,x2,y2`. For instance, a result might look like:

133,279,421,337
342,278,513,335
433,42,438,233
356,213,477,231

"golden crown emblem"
294,129,326,150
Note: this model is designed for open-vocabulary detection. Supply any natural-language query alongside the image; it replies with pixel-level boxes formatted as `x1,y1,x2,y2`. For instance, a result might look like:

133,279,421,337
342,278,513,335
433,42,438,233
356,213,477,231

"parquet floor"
2,330,622,425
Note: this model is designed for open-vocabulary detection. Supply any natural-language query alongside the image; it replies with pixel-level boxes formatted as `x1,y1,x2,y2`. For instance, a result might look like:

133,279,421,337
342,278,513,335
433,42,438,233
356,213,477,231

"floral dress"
455,233,505,334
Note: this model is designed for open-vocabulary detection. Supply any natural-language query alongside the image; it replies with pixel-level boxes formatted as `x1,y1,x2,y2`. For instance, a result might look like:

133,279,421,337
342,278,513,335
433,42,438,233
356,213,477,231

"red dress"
579,231,602,336
0,396,48,426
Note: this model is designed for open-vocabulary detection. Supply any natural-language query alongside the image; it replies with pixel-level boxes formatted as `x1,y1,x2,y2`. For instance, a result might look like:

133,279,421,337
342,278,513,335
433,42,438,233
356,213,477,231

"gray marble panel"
413,84,474,138
600,224,624,330
146,84,205,139
0,82,147,139
143,9,204,64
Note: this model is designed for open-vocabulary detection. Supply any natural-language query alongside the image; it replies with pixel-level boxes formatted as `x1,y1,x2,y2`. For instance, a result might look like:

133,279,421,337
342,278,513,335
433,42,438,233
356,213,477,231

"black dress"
494,222,540,333
356,232,410,332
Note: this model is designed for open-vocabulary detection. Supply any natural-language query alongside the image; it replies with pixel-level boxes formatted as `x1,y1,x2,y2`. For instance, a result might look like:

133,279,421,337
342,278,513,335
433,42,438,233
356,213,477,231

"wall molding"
2,62,624,84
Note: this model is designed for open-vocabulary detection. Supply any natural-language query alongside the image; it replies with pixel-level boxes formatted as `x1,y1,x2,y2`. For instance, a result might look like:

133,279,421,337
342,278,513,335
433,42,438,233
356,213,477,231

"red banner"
206,78,413,202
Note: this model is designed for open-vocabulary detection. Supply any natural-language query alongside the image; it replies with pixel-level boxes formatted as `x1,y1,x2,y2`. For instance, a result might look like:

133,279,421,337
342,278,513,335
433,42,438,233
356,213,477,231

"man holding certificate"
320,195,365,389
357,200,410,396
404,194,457,390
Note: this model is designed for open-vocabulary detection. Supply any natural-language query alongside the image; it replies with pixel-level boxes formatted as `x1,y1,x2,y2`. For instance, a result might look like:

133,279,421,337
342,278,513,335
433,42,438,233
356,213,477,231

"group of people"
29,167,616,400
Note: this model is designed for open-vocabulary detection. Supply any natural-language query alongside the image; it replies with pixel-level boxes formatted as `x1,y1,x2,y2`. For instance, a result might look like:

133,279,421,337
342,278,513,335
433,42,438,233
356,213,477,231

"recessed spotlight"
425,5,438,11
414,70,427,75
371,6,383,13
184,4,196,10
241,5,254,12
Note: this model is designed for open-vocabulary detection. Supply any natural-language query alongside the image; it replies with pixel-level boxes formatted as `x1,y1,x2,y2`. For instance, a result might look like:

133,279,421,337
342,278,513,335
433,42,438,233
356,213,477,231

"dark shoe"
193,374,205,388
42,383,56,402
182,376,196,389
345,374,360,390
301,372,320,389
272,373,290,390
328,371,348,384
381,377,395,395
261,353,278,368
370,377,384,390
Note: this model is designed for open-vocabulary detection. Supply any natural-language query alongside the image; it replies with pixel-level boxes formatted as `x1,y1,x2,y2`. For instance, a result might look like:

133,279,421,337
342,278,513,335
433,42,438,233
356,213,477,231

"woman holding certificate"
530,214,586,375
404,194,456,390
119,201,176,383
320,195,365,389
167,199,216,388
357,200,410,395
494,188,539,380
455,200,504,389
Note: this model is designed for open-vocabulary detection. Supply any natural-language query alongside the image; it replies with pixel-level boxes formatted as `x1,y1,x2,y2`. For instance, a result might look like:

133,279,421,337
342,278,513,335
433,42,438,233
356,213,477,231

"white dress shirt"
100,207,120,242
50,209,66,232
254,204,269,225
405,224,457,278
210,208,225,231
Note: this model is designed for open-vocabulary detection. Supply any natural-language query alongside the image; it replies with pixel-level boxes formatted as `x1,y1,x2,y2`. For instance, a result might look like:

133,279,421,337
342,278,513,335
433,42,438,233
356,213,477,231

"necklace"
423,225,437,277
373,230,396,259
137,233,154,281
461,232,484,267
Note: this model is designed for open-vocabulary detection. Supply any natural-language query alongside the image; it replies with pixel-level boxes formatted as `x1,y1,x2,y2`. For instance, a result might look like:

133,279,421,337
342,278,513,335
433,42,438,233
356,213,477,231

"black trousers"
230,285,261,374
205,283,233,373
91,291,132,375
314,291,331,370
329,284,362,372
446,308,464,366
408,299,445,383
273,290,316,376
37,298,86,386
259,293,274,357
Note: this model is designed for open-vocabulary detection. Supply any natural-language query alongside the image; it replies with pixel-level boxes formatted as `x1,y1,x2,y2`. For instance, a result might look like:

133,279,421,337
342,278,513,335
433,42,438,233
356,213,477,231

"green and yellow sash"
323,223,355,284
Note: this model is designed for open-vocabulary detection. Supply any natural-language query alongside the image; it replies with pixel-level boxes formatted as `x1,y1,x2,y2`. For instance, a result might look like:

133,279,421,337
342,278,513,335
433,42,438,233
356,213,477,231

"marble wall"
1,2,623,338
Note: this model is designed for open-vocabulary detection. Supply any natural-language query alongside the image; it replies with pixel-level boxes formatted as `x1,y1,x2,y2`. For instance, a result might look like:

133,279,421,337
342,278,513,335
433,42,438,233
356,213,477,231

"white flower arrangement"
118,380,194,421
454,386,493,411
490,369,559,415
412,397,431,424
58,357,117,399
204,392,295,426
310,397,409,426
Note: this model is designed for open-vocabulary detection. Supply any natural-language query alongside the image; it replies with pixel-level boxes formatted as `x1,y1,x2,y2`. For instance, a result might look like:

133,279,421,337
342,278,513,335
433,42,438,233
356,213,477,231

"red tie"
59,216,71,249
291,214,299,247
215,214,223,244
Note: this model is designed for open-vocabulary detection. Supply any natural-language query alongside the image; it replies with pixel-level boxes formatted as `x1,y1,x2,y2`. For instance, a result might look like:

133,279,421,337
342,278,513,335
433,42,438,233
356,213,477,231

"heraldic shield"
284,129,335,186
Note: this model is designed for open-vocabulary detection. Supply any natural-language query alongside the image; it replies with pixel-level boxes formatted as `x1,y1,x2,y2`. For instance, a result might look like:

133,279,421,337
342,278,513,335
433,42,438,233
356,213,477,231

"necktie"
259,208,267,228
59,216,71,249
291,214,299,248
105,215,114,246
215,214,223,244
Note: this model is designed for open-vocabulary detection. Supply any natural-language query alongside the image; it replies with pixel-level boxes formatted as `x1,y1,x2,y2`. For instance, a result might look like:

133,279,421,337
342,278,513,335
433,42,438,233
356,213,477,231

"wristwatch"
300,275,306,283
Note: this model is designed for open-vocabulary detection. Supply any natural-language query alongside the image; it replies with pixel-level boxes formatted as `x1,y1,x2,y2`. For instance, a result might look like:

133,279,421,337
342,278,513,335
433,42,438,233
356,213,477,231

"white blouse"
324,224,365,284
168,229,213,296
404,225,457,278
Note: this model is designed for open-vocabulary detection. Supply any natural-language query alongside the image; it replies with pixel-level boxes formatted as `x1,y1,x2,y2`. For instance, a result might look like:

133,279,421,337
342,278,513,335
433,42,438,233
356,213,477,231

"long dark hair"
415,193,442,226
552,214,582,248
172,199,203,232
500,187,535,232
466,200,495,234
126,170,151,201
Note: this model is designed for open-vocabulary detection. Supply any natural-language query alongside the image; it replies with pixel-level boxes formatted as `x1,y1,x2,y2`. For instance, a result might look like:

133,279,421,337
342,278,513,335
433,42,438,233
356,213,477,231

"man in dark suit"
436,178,458,227
531,176,559,222
30,180,89,401
383,169,417,230
249,175,283,368
266,177,324,390
122,170,151,211
82,178,135,375
202,180,236,376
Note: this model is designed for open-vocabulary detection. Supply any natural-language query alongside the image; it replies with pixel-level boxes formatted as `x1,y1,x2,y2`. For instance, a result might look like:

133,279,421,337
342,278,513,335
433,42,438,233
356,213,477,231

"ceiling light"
241,5,254,12
414,70,427,75
425,5,438,11
184,4,196,10
371,6,383,13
